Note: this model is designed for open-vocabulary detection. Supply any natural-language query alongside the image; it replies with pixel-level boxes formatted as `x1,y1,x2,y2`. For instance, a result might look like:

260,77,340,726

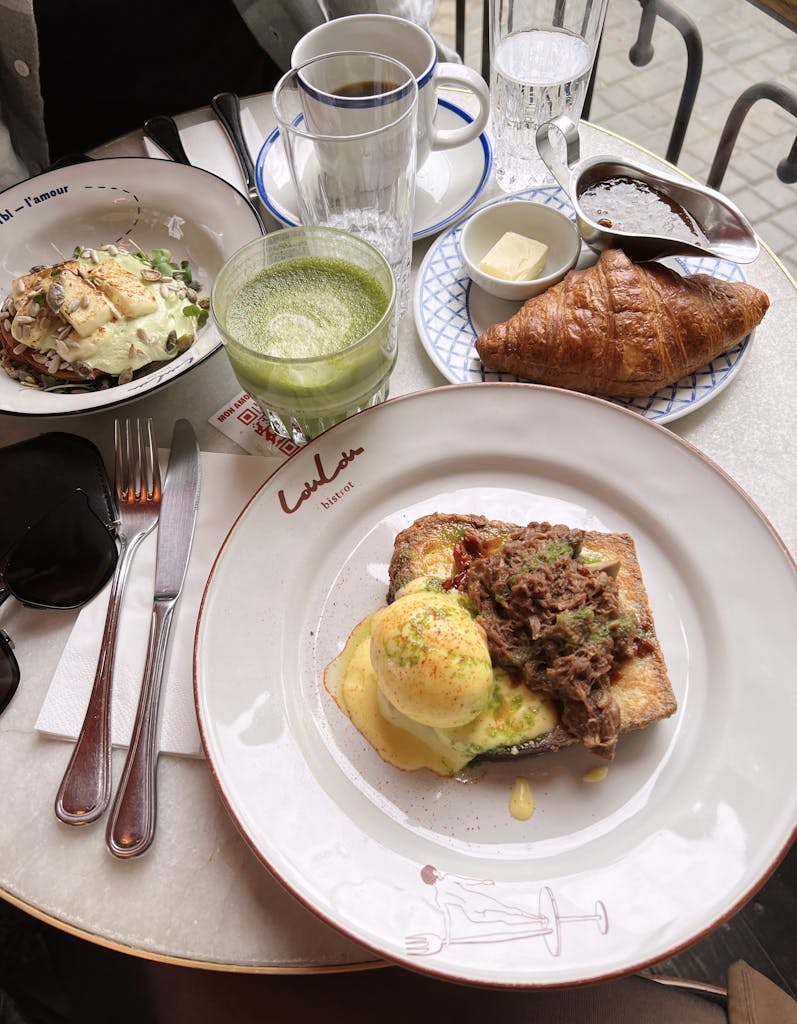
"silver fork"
54,418,161,826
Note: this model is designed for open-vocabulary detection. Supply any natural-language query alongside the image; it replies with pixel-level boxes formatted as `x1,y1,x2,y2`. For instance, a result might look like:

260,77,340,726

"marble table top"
1,91,795,972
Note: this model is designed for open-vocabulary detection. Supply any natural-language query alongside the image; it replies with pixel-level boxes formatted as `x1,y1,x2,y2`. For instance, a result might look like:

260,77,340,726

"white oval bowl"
0,157,264,416
459,198,581,300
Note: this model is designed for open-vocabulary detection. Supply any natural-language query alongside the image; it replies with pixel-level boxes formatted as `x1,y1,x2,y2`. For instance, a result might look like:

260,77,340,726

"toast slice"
387,513,676,759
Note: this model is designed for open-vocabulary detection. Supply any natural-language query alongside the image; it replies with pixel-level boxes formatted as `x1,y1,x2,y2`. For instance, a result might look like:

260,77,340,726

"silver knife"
105,419,201,858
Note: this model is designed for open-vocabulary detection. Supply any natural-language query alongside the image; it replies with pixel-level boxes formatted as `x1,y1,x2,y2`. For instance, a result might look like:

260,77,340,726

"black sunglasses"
0,488,118,715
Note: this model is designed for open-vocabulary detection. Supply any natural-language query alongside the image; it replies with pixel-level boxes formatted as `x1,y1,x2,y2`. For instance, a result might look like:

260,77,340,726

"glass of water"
273,52,418,313
489,0,609,192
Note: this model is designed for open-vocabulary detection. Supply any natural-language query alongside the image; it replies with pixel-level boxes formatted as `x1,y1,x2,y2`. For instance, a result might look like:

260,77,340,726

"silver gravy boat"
535,115,759,264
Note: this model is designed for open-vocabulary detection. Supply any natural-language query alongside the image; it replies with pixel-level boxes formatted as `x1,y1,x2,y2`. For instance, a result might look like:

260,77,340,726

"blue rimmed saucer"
255,98,492,242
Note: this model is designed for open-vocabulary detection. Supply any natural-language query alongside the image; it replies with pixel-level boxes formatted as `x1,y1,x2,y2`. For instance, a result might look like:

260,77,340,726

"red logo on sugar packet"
278,447,364,514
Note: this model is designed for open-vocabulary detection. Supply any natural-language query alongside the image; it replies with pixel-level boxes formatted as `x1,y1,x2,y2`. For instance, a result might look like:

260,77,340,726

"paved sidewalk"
432,0,796,279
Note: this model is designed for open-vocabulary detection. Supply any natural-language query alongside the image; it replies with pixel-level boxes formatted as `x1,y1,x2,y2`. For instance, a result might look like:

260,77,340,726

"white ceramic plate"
195,383,797,988
414,187,754,424
0,158,263,416
255,99,492,241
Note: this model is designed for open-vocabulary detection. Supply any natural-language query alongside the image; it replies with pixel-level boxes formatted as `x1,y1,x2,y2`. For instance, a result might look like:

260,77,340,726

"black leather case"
0,432,117,561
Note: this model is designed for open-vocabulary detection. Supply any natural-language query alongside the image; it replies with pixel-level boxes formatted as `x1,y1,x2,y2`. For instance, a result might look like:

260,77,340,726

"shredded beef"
463,522,631,759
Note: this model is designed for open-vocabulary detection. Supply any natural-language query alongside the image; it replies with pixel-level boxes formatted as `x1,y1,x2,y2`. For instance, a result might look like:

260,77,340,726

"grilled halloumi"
12,269,47,298
10,308,59,349
55,263,115,337
88,259,158,318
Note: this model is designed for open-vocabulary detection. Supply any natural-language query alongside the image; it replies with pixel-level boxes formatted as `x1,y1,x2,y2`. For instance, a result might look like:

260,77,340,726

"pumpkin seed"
47,281,66,311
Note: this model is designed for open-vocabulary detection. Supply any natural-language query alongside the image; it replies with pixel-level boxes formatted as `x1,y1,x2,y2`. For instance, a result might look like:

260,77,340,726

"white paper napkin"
35,450,280,758
142,111,265,195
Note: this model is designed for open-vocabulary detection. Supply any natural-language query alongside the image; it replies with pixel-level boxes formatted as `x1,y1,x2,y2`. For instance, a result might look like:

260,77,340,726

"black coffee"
334,79,401,98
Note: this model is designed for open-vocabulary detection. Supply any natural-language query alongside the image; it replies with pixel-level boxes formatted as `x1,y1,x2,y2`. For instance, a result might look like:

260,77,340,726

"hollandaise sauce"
331,616,459,776
509,777,535,821
324,586,560,777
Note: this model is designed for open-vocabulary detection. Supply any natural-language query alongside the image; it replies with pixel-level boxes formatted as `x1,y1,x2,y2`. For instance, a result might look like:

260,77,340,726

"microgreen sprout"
183,303,208,327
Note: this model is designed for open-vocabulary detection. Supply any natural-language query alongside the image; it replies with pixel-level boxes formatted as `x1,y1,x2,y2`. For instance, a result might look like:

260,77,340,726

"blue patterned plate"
413,186,753,424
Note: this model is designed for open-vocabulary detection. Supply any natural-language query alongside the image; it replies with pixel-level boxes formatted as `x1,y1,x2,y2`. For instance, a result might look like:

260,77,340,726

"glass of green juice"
211,227,397,444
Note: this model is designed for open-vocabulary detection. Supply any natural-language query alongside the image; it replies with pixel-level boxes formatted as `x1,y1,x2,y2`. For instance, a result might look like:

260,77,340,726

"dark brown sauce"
578,175,708,245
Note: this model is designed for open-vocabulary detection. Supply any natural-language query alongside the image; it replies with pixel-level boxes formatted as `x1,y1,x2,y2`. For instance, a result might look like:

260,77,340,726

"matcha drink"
214,230,398,442
226,256,388,360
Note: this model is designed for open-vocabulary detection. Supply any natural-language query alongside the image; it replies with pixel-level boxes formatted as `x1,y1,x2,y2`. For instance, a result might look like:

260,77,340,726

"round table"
0,92,795,972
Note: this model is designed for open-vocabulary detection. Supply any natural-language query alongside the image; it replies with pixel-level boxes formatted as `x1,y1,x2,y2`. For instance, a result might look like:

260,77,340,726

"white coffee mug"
292,14,490,167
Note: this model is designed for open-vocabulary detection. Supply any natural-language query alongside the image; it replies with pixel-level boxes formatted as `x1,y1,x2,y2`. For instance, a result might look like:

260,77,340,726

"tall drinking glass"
211,228,397,446
273,52,418,312
489,0,609,192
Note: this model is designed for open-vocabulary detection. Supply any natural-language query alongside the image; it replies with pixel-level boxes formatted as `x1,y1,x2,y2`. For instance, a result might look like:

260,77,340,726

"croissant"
475,248,770,398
